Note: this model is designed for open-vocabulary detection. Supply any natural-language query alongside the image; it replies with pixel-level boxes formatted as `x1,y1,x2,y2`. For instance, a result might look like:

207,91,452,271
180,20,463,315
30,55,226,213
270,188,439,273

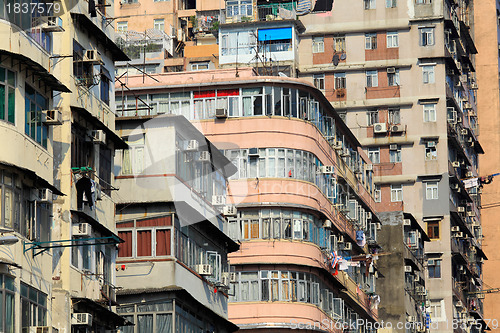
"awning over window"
258,27,292,41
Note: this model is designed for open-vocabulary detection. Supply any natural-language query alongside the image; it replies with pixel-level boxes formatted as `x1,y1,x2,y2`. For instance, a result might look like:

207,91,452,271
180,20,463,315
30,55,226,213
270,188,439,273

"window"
388,69,399,86
365,33,377,49
426,181,439,199
221,31,256,56
427,221,440,239
312,37,324,53
390,184,402,202
313,74,325,90
21,284,47,331
419,27,435,46
367,110,379,125
422,65,435,83
0,275,15,333
333,36,346,52
423,103,437,122
389,145,401,163
334,73,346,89
25,85,49,148
121,134,145,175
386,0,396,7
190,62,209,71
374,184,381,202
366,70,378,87
364,0,376,9
368,147,380,164
416,0,431,3
0,67,15,124
425,141,437,160
428,259,441,278
154,19,165,31
226,0,253,17
387,31,399,47
100,67,110,105
429,299,445,322
117,21,128,32
388,108,400,124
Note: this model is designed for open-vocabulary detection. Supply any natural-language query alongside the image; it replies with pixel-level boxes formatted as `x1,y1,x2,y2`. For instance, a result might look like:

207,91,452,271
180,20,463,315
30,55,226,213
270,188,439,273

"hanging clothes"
76,177,93,210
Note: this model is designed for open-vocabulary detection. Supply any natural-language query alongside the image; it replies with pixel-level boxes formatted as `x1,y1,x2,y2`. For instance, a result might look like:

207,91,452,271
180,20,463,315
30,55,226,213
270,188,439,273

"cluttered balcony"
221,1,298,24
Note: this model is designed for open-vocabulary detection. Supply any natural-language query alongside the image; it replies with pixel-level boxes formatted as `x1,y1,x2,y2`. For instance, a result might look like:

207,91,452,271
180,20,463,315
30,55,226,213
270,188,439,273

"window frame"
389,145,402,163
313,74,325,90
428,259,442,278
312,37,325,53
365,33,377,49
364,0,376,9
334,72,346,89
419,27,435,46
422,65,435,84
117,21,128,32
390,184,403,202
153,18,165,31
423,103,437,122
386,31,399,48
366,70,378,87
425,181,439,200
427,221,440,239
368,147,380,164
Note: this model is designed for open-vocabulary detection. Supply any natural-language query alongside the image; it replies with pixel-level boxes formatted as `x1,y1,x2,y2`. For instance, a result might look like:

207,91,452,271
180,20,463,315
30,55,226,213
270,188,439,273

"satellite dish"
332,54,340,66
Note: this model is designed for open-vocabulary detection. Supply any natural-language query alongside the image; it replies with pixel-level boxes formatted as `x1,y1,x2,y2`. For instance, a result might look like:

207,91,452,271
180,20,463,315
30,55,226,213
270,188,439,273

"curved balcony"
229,240,378,320
227,178,357,242
229,302,342,332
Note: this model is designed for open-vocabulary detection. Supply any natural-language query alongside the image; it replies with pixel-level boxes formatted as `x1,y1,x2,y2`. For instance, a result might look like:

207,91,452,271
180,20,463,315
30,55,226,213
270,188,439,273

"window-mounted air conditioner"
38,188,53,203
451,226,460,232
404,265,412,273
223,205,237,216
198,151,211,162
71,313,92,326
73,223,92,237
212,195,225,206
195,264,213,276
42,109,63,125
186,140,199,151
215,108,228,118
323,220,332,228
83,49,102,64
403,219,411,226
387,67,396,74
320,165,335,174
342,242,352,250
365,164,373,171
389,144,398,151
452,161,460,168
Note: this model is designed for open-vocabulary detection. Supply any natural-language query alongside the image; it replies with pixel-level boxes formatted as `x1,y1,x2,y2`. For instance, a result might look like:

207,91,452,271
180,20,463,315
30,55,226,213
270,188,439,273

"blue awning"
258,27,292,41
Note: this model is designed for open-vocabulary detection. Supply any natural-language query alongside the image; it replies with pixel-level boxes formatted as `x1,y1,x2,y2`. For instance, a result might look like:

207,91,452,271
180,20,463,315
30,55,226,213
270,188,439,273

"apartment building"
296,0,485,331
474,0,500,322
115,68,381,332
0,0,129,331
112,114,239,332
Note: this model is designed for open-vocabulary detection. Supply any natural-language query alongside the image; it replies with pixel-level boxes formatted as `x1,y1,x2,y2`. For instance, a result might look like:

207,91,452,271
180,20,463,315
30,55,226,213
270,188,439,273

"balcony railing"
221,2,297,23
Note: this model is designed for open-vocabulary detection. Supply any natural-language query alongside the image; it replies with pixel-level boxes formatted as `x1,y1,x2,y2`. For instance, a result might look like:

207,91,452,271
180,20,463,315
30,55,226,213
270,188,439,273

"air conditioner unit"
416,285,425,293
337,235,344,243
373,123,387,133
71,313,93,326
389,144,398,151
453,232,464,238
376,222,382,230
456,300,464,308
248,148,259,156
404,265,412,273
101,284,116,302
466,171,474,177
459,74,468,83
73,223,92,237
342,242,352,250
323,220,332,228
469,111,477,117
403,219,411,226
215,108,228,118
451,226,460,232
223,205,237,216
91,130,106,144
477,293,485,299
460,129,468,135
186,140,199,151
41,16,64,32
366,212,372,219
198,151,211,162
414,275,420,281
221,275,230,287
333,141,343,150
42,109,63,125
340,148,350,157
391,125,404,133
365,164,373,171
457,206,465,213
470,82,478,89
320,165,335,174
83,49,102,64
212,195,225,206
463,102,472,109
467,211,475,217
195,264,213,276
387,67,396,74
30,327,59,333
230,272,238,282
408,316,416,322
38,188,52,203
452,161,460,168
